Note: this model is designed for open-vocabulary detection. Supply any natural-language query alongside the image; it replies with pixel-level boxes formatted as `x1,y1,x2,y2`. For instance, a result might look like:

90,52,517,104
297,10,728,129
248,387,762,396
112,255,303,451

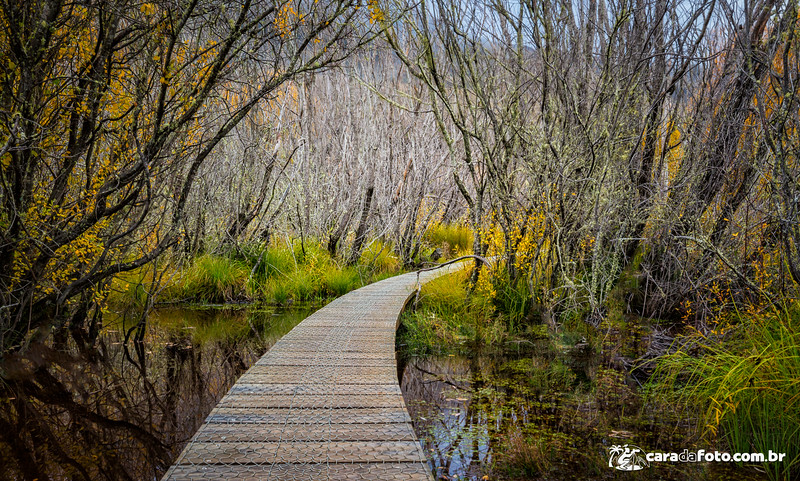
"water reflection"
399,349,769,481
0,305,314,481
400,355,493,480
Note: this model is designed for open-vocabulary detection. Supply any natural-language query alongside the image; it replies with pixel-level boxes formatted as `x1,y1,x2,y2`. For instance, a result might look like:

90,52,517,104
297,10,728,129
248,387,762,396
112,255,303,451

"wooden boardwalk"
162,264,463,480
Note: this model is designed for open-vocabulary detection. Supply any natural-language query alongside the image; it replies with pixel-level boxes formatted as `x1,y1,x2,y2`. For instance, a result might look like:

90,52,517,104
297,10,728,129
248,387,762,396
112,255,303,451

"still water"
397,345,770,481
0,305,772,481
0,305,315,480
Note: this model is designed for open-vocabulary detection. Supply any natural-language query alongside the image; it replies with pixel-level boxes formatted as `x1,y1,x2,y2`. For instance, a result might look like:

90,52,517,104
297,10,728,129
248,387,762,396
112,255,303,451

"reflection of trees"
401,355,497,479
0,317,256,481
401,352,576,479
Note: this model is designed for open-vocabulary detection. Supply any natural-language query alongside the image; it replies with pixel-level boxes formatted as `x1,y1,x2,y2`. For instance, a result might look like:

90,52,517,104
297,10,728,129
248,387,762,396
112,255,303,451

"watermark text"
608,444,786,471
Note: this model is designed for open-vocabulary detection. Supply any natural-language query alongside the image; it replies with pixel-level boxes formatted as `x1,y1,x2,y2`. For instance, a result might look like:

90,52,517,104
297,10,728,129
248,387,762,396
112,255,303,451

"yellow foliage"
0,2,215,313
368,0,385,25
480,208,549,274
275,1,300,37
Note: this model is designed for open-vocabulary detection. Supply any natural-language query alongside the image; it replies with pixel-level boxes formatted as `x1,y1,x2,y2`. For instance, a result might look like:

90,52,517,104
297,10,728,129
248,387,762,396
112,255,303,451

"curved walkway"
162,263,464,480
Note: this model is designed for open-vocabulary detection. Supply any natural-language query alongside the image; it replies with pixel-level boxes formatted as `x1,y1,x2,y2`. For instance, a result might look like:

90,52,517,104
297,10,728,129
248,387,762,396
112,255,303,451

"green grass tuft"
424,222,473,256
165,254,248,303
652,306,800,480
322,267,361,297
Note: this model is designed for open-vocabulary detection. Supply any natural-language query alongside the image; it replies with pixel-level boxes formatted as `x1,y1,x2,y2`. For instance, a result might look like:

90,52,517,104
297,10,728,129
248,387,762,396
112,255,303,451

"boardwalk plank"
162,265,463,481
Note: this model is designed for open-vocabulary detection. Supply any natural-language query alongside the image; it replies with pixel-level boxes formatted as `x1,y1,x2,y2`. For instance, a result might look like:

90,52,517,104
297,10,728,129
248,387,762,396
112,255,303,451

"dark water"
0,304,315,481
397,344,770,481
0,304,774,481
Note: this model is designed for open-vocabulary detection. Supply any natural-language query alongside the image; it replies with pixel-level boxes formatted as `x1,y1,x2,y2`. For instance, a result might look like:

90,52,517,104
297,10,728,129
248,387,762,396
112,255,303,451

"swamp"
2,0,800,479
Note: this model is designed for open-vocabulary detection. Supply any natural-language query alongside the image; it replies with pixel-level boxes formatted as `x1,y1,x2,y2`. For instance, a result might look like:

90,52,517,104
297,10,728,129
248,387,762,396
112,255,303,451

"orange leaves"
139,2,157,16
275,1,300,38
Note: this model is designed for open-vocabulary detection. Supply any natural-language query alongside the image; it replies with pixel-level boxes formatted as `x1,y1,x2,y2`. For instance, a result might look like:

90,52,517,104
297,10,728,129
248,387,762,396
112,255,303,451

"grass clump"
359,240,400,273
246,243,295,278
424,222,473,256
399,269,494,354
164,254,249,303
322,267,361,297
482,264,532,328
652,306,800,480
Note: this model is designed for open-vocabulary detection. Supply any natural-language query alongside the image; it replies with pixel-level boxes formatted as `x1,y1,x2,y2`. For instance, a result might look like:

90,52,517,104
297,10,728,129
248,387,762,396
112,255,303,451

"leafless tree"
0,0,379,353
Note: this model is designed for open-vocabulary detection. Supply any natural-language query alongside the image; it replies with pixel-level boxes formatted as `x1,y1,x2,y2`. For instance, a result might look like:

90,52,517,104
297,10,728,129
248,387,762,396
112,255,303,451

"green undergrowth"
651,305,800,480
398,256,794,479
399,270,484,354
423,222,473,257
398,261,559,356
167,254,249,303
109,239,404,307
398,268,528,355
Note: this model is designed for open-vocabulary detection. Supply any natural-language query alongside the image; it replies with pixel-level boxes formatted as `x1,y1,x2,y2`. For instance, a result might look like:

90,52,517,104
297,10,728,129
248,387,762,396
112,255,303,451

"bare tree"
0,0,378,353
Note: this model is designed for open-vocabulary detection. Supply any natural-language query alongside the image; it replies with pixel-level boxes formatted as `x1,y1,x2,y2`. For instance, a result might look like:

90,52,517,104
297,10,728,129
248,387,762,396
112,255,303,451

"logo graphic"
608,444,651,471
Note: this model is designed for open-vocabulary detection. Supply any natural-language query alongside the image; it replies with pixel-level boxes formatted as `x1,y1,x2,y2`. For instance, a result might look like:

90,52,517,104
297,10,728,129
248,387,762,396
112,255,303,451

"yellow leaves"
139,3,156,16
275,2,299,38
475,208,551,294
681,298,695,322
475,263,497,300
367,0,385,25
10,189,111,300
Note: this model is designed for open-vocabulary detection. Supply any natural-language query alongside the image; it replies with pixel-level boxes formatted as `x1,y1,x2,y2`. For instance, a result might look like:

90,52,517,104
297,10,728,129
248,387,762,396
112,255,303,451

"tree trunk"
348,185,375,265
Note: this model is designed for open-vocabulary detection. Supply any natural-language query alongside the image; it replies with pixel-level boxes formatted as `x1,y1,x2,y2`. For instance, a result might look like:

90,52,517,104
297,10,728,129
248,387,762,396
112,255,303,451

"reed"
652,306,800,480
